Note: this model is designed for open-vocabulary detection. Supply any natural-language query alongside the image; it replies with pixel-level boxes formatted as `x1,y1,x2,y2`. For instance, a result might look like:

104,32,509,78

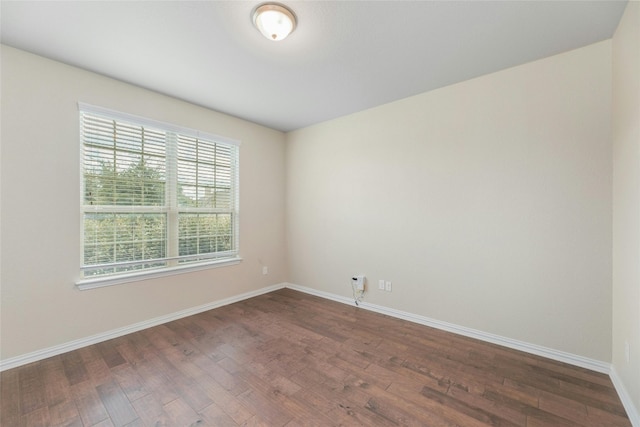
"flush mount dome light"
252,3,297,41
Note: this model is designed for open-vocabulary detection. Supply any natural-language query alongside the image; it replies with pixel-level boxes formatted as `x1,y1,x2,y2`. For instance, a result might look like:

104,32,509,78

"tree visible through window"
80,105,239,279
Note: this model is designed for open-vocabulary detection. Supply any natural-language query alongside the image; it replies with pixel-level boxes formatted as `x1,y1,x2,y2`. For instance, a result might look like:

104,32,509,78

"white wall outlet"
378,279,385,290
262,266,268,275
385,281,392,292
625,340,630,363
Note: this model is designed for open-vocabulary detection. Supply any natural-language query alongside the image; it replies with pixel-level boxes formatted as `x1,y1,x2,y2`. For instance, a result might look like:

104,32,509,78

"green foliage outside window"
83,159,233,276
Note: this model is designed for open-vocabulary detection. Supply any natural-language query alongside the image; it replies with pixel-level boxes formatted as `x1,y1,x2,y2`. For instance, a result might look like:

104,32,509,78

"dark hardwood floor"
0,288,632,426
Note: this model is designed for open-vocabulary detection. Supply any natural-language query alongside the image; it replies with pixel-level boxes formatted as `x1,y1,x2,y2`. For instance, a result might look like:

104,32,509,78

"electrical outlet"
262,266,268,275
385,281,392,292
625,340,630,363
378,279,385,290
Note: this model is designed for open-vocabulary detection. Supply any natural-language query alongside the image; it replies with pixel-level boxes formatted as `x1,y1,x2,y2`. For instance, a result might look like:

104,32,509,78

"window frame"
76,103,241,290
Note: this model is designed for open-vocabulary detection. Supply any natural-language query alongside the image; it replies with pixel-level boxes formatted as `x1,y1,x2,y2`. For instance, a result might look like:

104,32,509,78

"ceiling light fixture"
252,3,297,41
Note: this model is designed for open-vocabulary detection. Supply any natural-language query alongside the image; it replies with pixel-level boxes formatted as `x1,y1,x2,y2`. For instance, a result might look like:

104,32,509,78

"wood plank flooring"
0,288,631,426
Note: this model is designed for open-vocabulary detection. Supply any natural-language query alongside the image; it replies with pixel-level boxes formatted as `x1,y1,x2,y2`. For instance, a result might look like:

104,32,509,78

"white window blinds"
80,104,239,279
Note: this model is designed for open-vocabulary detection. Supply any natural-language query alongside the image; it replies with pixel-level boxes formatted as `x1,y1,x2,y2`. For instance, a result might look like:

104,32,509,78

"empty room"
1,1,638,426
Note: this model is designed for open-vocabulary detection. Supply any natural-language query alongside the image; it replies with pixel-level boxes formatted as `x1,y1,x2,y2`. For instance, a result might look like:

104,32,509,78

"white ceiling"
1,1,628,132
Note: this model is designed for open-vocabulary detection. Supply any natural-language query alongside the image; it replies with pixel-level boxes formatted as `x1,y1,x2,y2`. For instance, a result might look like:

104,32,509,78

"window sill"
75,257,242,290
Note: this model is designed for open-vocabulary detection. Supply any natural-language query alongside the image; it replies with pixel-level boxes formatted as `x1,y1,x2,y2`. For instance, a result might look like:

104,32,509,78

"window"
78,104,240,287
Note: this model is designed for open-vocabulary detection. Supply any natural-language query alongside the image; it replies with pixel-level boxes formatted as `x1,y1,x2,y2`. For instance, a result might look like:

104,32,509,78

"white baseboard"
0,283,286,372
284,283,610,373
610,365,640,427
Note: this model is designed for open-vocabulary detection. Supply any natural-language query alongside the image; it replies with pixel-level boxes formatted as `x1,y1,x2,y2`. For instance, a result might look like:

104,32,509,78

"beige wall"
0,46,287,360
286,41,613,361
613,0,640,412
